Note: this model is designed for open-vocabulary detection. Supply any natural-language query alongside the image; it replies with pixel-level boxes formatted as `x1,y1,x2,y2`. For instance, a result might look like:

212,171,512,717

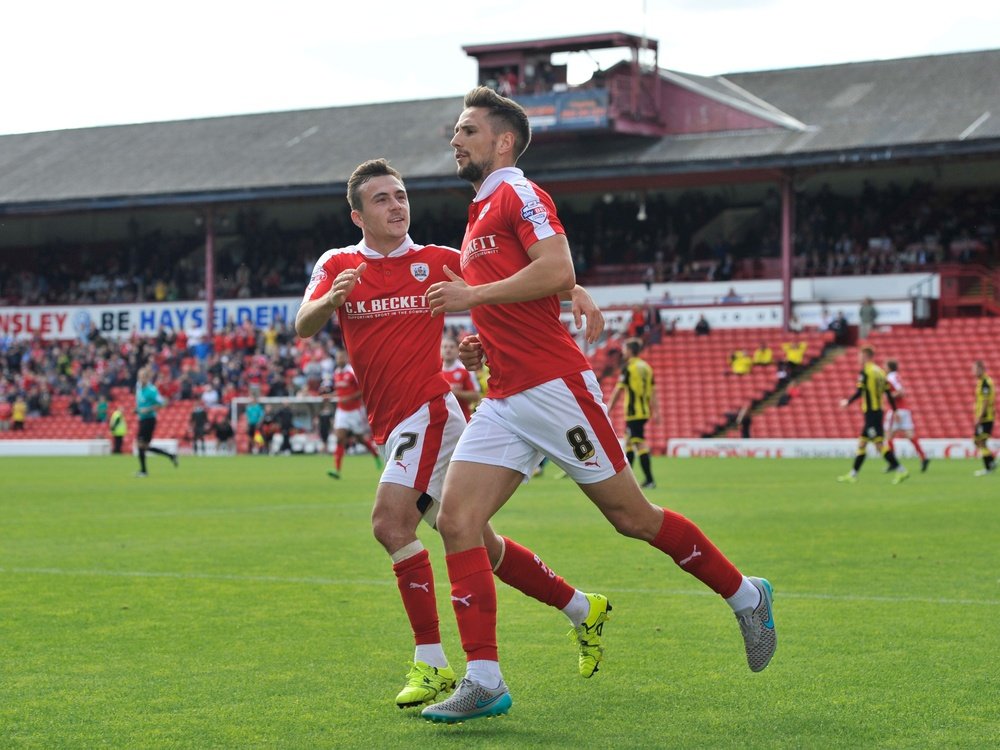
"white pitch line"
1,567,998,607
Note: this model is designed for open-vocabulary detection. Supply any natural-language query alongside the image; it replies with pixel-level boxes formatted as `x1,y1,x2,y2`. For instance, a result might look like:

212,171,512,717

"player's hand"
458,334,484,371
428,266,476,316
327,262,367,308
569,286,605,344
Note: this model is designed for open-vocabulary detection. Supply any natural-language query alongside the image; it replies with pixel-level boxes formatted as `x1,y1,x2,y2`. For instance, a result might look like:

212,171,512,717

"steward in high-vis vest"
109,407,127,454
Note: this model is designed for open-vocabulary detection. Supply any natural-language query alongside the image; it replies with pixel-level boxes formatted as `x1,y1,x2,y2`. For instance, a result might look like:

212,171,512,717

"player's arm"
428,234,575,314
840,385,863,408
296,262,367,339
650,382,660,423
884,389,896,411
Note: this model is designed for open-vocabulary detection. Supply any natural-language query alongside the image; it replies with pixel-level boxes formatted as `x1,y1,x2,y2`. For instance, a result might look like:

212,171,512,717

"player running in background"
972,360,996,476
421,87,776,724
295,158,610,710
134,366,178,477
884,359,929,472
607,338,658,489
838,347,907,484
328,349,381,479
441,336,480,420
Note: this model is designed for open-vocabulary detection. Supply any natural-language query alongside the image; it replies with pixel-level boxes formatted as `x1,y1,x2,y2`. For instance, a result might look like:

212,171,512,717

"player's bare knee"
371,513,412,552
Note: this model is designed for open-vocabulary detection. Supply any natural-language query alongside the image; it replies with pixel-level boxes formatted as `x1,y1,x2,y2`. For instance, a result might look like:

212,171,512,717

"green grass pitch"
2,454,998,749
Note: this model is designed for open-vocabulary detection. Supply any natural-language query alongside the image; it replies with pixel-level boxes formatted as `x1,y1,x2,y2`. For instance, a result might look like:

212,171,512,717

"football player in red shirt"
328,348,381,478
884,359,929,472
421,87,777,723
296,158,607,711
441,336,480,420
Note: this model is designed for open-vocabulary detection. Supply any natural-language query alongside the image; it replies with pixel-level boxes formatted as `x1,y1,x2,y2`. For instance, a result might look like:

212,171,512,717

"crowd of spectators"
0,313,490,438
1,182,997,308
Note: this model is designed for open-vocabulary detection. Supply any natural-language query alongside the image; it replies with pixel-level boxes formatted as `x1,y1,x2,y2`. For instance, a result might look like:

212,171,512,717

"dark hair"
463,86,531,160
625,339,643,357
347,158,403,211
886,359,898,371
861,346,875,358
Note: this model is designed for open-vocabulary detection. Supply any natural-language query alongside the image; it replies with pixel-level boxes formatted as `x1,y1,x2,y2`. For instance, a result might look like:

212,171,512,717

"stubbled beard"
457,159,487,183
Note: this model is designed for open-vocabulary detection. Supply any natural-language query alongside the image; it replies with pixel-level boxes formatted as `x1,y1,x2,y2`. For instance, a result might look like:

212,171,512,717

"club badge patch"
521,200,547,226
410,263,430,282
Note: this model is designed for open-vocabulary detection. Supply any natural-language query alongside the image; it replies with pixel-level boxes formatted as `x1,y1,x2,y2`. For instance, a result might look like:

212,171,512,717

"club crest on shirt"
477,201,492,221
520,200,547,226
410,262,430,282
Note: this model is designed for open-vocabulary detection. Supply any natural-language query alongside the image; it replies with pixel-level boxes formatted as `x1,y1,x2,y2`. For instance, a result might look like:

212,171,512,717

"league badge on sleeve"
520,199,548,226
410,263,430,282
305,268,328,295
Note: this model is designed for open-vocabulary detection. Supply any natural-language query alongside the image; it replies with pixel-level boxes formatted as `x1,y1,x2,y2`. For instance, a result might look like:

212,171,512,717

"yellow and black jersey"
617,357,655,421
851,362,890,413
975,374,995,423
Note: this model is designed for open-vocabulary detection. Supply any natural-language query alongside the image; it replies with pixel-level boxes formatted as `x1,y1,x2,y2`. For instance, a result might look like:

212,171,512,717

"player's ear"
350,209,364,231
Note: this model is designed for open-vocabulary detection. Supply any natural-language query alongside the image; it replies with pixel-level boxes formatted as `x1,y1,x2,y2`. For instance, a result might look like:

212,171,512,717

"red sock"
334,442,345,471
362,437,379,457
392,549,440,645
493,536,574,610
911,437,926,461
650,509,743,598
446,547,497,662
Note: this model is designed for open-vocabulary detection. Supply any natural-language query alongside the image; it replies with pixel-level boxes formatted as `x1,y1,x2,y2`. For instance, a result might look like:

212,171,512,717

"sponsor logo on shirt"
462,234,500,268
343,295,428,318
477,201,492,221
410,263,430,282
520,199,548,226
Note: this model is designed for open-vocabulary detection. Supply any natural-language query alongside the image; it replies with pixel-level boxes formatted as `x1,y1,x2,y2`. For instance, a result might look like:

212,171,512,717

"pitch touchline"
1,567,997,607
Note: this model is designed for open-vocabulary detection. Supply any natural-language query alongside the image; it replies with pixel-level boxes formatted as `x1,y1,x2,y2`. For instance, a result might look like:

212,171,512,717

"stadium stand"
601,327,834,452
749,318,1000,439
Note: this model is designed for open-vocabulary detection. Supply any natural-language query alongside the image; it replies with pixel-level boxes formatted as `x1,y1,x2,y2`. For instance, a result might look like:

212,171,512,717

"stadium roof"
1,48,998,214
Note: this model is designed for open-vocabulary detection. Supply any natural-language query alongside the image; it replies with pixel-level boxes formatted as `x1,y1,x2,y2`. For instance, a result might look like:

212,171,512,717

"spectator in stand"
729,349,753,376
0,398,11,431
11,396,27,431
829,310,850,346
781,341,808,375
787,314,804,333
859,297,877,339
722,287,742,304
95,394,109,423
752,342,773,367
694,314,711,335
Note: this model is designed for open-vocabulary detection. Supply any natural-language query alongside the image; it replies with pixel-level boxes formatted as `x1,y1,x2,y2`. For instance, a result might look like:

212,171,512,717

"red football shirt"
302,236,459,442
886,371,907,409
442,360,480,421
333,364,364,412
460,167,590,397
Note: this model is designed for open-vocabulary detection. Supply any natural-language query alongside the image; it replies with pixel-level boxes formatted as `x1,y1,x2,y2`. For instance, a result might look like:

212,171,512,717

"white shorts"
887,409,915,432
334,406,369,436
377,392,467,527
452,370,627,484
